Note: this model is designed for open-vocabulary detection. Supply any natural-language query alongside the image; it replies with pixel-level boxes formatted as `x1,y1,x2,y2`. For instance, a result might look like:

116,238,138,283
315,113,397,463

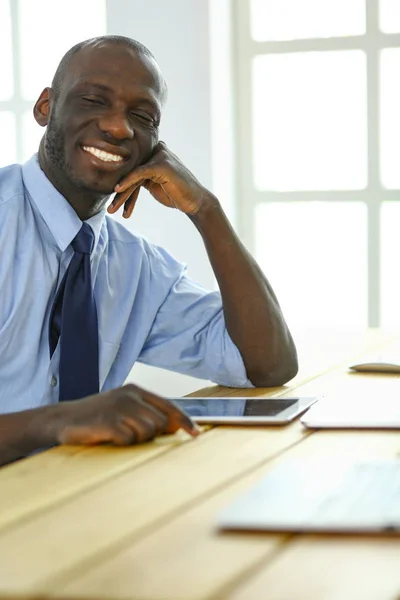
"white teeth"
83,146,124,163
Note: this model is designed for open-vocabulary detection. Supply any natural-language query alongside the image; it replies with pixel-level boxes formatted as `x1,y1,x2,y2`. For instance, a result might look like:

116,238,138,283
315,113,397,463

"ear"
33,87,53,127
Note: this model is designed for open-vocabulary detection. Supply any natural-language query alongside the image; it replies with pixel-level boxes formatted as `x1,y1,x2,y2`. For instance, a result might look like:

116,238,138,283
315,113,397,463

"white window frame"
233,0,400,326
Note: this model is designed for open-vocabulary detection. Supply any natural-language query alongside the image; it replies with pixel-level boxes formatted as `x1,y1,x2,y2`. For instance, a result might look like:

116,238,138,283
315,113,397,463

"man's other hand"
56,384,200,446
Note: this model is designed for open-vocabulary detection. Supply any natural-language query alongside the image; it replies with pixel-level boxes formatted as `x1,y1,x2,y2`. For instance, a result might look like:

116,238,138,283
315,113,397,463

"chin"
70,172,119,195
84,180,117,194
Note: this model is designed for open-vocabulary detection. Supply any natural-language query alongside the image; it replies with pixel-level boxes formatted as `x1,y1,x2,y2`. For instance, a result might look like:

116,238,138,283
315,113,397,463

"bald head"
34,34,166,206
51,35,167,103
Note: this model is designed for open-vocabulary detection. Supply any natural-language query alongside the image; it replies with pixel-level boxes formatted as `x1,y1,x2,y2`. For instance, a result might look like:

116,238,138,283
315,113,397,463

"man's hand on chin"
107,141,217,219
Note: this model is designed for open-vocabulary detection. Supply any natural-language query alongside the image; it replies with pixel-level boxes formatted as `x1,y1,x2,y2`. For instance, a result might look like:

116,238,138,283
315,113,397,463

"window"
234,0,400,330
0,0,106,167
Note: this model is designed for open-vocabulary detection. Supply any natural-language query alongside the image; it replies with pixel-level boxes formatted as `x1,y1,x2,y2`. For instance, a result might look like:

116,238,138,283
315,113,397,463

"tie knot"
71,223,95,255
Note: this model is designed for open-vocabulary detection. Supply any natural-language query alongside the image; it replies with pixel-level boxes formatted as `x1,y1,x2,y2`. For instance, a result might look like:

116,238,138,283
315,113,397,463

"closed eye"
130,112,156,125
82,96,106,106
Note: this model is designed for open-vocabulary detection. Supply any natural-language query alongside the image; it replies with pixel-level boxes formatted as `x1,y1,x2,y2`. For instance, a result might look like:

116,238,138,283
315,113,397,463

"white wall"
106,0,217,396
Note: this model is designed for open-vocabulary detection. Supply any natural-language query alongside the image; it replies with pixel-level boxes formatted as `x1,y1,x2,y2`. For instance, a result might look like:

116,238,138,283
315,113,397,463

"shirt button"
51,376,58,387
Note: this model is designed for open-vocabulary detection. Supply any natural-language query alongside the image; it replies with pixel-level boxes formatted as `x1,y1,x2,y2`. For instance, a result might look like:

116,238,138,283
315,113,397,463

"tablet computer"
171,396,318,425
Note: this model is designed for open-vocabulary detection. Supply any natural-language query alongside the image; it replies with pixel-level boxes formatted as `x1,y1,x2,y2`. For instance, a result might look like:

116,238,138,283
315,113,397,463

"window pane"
22,110,44,162
255,202,367,329
0,0,13,100
19,0,106,101
251,0,366,41
381,203,400,327
0,112,16,166
380,49,400,188
252,51,367,191
380,0,400,33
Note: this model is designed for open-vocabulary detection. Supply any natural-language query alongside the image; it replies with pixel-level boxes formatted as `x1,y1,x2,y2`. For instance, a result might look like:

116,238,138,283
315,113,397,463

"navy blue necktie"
49,223,99,401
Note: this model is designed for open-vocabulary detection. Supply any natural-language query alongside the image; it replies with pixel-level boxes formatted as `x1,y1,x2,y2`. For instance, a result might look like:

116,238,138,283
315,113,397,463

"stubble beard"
44,114,113,196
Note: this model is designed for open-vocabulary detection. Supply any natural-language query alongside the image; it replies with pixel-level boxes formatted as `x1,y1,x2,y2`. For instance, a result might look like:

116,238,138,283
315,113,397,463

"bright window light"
252,50,368,191
380,48,400,188
255,202,368,329
381,202,400,326
0,112,16,166
0,0,13,100
18,0,106,101
250,0,366,41
22,110,44,162
379,0,400,33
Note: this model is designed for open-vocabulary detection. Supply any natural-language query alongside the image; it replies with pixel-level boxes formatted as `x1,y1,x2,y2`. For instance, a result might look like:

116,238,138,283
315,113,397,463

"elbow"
247,348,299,388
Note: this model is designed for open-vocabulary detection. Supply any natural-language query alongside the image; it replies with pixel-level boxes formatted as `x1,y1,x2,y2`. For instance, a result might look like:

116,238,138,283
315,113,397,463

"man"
0,36,297,466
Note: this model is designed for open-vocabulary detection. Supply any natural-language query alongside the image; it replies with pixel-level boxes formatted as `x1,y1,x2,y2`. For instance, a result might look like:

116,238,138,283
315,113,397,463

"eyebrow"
74,81,161,115
76,82,113,94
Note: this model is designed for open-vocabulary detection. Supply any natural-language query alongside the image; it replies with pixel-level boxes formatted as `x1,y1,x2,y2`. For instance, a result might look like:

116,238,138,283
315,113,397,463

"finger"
123,185,141,218
163,412,200,437
114,164,159,193
107,183,142,215
144,180,177,209
112,423,137,446
135,387,200,437
123,400,168,437
124,415,158,444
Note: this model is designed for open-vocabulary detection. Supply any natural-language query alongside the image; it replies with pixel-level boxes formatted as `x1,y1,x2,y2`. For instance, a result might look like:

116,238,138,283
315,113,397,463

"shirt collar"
22,154,106,253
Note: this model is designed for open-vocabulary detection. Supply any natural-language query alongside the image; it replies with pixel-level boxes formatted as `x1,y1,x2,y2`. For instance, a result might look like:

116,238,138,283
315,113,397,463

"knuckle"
123,383,139,394
159,411,169,429
121,384,142,402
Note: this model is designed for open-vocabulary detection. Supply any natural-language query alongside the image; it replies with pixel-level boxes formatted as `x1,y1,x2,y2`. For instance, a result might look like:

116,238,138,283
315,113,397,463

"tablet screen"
171,397,298,418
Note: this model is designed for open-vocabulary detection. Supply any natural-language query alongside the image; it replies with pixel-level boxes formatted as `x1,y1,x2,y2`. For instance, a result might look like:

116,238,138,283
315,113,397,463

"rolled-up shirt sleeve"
138,270,254,388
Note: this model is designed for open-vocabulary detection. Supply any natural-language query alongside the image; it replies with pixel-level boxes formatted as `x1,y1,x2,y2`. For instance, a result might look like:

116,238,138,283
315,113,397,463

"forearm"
0,405,61,467
110,142,297,385
190,195,298,386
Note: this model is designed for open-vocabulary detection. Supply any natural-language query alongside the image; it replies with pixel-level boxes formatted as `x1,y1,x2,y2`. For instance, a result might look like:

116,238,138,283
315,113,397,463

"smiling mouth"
82,145,125,164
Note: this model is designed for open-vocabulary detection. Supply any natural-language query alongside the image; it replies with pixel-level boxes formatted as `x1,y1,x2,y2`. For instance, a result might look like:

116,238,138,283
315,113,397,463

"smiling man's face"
36,42,164,197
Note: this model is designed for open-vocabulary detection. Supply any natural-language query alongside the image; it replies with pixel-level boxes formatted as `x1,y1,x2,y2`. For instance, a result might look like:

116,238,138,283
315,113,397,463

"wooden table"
1,329,400,600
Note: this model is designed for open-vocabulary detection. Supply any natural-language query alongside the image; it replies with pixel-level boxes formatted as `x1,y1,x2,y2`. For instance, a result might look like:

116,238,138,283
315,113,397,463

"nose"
97,110,134,140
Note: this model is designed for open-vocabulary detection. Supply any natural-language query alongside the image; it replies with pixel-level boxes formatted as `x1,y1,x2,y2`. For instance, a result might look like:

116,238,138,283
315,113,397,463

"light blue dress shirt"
0,155,252,414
